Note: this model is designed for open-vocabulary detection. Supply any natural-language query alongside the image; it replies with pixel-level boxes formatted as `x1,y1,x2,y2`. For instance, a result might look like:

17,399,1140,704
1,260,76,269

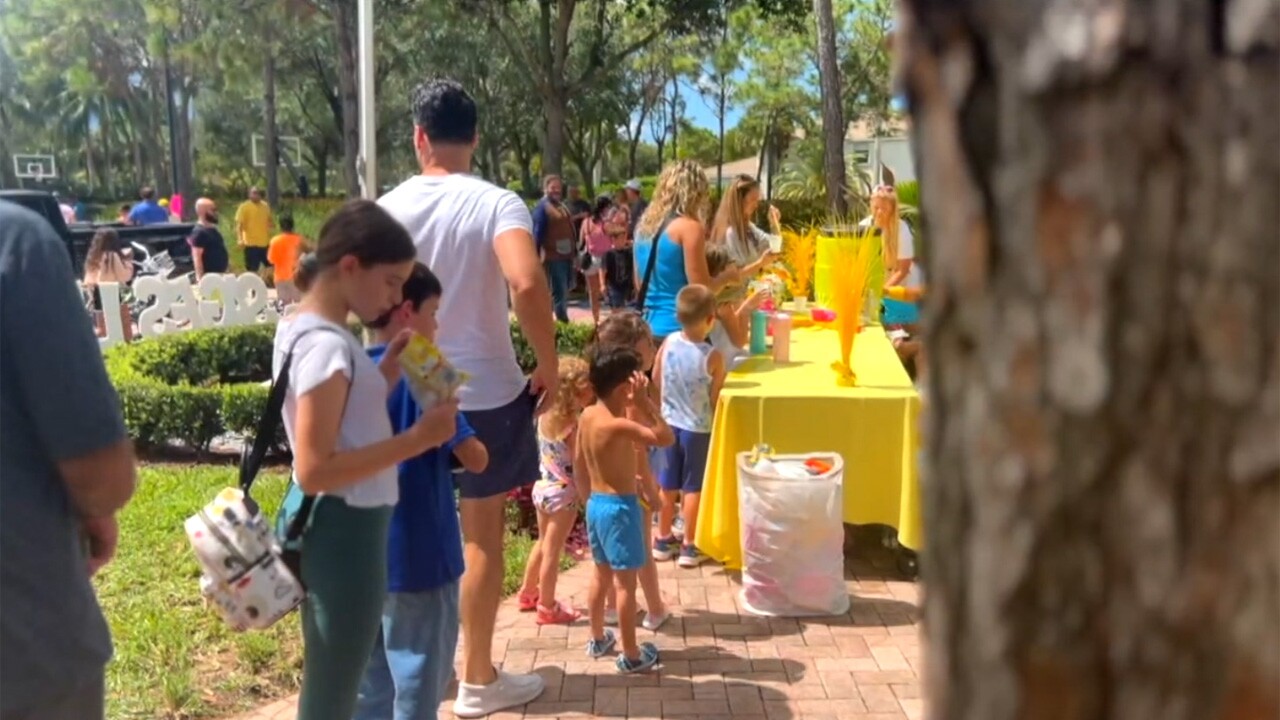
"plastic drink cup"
772,313,791,363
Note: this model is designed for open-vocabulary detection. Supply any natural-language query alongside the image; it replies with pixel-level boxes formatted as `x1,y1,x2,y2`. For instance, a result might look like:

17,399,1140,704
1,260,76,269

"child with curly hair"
516,356,596,625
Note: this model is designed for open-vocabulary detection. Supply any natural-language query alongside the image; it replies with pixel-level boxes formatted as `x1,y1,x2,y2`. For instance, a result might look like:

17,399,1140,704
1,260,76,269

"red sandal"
536,600,581,626
517,590,539,612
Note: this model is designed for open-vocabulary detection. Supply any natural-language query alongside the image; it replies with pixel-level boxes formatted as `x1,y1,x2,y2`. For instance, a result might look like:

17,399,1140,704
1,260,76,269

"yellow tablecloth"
693,326,922,570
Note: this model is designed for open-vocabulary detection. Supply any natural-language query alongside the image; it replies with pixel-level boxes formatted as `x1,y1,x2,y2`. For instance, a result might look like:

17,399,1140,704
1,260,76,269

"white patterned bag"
185,488,303,631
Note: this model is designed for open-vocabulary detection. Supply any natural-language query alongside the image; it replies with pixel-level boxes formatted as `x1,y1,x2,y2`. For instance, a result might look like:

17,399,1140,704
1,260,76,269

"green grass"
98,463,554,719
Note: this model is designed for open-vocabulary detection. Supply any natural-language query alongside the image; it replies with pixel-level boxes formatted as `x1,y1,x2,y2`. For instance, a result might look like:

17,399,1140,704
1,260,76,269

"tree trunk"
899,2,1280,719
333,0,360,198
264,20,281,208
176,85,196,219
542,92,568,178
100,108,113,198
812,0,847,216
717,81,727,191
316,141,328,197
488,143,505,187
670,73,680,158
84,113,97,193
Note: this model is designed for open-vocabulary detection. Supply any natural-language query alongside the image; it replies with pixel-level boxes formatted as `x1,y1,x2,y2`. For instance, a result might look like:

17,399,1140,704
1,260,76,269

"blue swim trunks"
586,493,647,570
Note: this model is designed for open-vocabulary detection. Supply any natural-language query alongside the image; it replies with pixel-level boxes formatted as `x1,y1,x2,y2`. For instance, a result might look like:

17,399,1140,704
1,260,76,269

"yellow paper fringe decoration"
828,226,880,386
781,228,817,302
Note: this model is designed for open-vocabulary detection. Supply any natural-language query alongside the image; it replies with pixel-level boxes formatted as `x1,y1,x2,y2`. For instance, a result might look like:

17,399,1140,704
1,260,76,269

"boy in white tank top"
651,285,727,568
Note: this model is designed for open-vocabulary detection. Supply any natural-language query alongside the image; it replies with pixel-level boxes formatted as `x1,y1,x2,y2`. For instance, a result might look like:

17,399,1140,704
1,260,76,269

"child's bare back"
578,404,643,497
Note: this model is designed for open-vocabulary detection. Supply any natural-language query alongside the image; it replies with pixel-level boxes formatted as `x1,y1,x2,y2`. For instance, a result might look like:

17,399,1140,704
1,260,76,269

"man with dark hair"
0,202,138,719
531,175,575,322
566,184,591,239
378,77,556,718
127,185,170,226
624,179,648,238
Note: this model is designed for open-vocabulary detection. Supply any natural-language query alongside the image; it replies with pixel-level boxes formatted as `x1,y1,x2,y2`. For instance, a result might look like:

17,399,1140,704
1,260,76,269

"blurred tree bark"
899,0,1279,718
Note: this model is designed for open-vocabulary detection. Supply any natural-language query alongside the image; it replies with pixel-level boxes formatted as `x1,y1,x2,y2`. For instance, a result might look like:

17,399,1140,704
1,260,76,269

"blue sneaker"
652,535,679,561
677,544,708,568
586,629,616,658
615,642,660,673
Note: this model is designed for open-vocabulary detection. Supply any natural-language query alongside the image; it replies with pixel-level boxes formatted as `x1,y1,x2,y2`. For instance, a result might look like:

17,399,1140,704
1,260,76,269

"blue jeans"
354,581,461,720
545,259,572,323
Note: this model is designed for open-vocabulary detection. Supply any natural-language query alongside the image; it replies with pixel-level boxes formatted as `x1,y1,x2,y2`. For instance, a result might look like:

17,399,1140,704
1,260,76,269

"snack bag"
398,333,468,407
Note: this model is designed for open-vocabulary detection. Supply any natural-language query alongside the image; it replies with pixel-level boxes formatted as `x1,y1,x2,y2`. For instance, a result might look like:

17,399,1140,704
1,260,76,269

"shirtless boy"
574,345,675,673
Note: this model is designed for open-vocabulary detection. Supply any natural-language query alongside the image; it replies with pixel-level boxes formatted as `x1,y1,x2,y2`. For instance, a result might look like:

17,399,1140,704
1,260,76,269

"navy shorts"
455,385,538,500
657,427,711,493
586,494,647,570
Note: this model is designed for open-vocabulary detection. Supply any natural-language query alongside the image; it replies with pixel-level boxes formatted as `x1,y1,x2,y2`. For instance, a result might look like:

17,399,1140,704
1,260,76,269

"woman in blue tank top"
632,160,742,342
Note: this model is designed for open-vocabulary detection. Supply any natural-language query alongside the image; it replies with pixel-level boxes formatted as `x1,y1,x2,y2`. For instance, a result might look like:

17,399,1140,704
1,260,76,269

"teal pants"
282,485,393,720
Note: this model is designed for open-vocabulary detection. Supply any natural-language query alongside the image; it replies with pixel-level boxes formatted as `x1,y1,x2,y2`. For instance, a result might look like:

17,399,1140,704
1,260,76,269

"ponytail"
293,252,320,294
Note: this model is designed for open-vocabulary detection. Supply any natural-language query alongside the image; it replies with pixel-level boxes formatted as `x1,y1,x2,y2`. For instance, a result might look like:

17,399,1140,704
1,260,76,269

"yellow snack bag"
398,334,468,407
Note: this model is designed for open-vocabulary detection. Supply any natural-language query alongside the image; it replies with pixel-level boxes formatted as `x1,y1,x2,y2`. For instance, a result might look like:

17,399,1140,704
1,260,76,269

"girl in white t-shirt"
274,199,460,720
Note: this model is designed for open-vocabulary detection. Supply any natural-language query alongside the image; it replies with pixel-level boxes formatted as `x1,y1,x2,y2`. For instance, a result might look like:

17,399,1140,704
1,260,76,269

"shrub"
105,324,277,451
106,319,598,452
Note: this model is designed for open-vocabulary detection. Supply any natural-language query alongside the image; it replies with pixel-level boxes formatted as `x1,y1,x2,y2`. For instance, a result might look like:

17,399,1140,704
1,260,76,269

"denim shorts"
455,386,538,500
657,428,711,493
586,494,646,571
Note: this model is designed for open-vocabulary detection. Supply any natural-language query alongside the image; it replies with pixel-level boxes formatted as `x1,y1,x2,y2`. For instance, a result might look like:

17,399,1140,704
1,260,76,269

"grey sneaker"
586,629,617,658
615,642,660,673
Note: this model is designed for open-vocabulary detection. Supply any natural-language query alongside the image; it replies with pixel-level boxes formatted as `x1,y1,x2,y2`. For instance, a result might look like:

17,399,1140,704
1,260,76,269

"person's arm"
627,371,675,447
448,412,488,473
572,424,592,501
493,196,558,409
742,224,780,276
707,349,727,408
530,200,548,255
886,222,916,287
190,234,206,279
718,303,748,348
2,213,138,571
234,205,247,246
291,369,460,494
678,218,737,291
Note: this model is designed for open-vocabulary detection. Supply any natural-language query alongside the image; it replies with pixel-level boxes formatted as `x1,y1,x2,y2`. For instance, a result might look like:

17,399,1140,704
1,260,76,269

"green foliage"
97,462,562,718
105,317,598,451
773,137,874,214
510,319,598,372
105,324,276,451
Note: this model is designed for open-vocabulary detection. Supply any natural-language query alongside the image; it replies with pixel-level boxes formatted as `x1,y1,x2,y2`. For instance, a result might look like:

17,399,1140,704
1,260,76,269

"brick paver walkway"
226,530,923,720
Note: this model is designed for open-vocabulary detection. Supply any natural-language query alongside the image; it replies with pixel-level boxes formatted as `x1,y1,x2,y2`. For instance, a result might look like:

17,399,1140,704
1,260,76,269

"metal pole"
357,0,377,200
163,36,180,203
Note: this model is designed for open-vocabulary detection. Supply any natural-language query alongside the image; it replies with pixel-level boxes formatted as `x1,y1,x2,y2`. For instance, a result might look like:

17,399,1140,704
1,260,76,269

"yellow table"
693,326,922,570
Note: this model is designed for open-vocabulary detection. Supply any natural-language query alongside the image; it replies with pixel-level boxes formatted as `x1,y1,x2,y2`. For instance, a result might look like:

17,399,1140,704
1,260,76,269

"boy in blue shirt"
356,262,489,720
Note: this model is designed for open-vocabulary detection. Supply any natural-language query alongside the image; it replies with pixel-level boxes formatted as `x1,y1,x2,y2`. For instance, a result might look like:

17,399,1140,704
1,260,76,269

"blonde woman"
863,185,922,324
632,160,739,343
709,174,782,288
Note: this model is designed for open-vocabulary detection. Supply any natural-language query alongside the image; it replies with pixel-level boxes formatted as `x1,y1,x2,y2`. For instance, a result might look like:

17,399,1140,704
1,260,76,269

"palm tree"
773,138,872,215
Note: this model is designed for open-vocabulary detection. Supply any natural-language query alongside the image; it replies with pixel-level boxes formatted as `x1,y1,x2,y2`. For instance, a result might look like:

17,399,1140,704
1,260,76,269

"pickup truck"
0,189,196,277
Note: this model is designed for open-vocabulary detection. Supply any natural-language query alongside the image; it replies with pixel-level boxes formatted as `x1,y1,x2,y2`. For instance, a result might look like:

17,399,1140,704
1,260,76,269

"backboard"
251,135,303,168
13,154,57,181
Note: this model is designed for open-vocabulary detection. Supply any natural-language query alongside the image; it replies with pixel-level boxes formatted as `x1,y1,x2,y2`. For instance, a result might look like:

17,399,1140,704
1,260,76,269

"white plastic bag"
737,452,850,617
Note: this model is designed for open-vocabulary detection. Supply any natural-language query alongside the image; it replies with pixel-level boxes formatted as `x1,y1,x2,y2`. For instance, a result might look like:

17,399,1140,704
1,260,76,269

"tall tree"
812,0,847,215
900,1,1280,719
462,0,807,177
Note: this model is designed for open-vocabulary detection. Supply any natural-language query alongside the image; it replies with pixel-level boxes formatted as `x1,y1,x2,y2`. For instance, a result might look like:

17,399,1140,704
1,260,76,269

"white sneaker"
642,610,670,632
452,668,546,718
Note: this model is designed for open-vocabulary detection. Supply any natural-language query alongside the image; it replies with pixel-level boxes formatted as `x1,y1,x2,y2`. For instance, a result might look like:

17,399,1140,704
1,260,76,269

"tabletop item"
737,451,849,617
811,308,836,323
772,313,792,363
749,310,769,355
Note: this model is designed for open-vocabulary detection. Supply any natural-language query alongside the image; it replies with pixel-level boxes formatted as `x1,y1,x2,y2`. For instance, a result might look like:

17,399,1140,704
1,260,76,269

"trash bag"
737,452,850,617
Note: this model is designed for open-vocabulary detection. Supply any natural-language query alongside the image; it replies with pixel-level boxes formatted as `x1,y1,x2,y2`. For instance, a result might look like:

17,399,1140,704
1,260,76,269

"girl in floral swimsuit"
516,356,595,625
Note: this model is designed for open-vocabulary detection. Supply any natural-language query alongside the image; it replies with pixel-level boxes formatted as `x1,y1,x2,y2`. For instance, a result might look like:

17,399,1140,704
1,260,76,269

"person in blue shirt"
126,186,171,226
356,262,489,720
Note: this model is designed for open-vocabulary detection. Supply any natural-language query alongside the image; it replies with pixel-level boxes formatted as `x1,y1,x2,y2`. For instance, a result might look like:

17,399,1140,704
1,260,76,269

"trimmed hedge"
106,320,597,452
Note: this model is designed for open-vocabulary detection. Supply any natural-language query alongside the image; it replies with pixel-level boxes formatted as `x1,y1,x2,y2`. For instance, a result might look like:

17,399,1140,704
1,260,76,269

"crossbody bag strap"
634,214,676,312
238,326,356,542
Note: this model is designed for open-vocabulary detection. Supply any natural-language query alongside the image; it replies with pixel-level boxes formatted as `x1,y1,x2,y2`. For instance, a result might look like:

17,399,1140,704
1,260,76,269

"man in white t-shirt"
378,78,557,718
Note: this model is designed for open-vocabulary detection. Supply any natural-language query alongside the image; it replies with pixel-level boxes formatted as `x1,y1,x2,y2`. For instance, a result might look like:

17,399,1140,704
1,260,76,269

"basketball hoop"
14,154,57,182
